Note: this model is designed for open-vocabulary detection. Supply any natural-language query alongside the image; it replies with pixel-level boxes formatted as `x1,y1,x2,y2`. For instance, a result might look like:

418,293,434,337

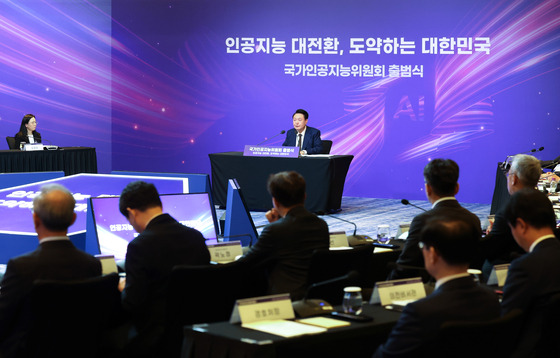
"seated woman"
14,114,41,148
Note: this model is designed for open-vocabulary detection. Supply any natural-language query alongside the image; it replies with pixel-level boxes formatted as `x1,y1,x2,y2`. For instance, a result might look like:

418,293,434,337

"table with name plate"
209,152,353,213
182,304,400,358
0,147,97,175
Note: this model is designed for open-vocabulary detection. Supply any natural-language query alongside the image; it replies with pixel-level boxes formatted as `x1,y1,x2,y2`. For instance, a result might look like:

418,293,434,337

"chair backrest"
23,273,122,358
436,308,523,358
387,262,433,283
306,245,374,304
321,140,333,154
518,292,560,357
162,261,268,357
6,136,17,150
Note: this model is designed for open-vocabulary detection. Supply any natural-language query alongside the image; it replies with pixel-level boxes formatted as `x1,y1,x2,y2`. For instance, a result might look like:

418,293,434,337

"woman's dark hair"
16,114,39,137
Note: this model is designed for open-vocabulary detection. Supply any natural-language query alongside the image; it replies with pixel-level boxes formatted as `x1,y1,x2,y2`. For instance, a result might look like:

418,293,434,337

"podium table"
209,152,353,213
0,147,97,176
490,163,509,215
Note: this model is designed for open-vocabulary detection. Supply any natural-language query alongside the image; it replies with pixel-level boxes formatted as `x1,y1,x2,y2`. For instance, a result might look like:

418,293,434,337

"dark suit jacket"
501,237,560,356
14,132,41,146
0,239,101,356
373,276,501,358
239,206,329,300
282,126,323,154
122,213,210,330
389,199,482,280
479,205,524,279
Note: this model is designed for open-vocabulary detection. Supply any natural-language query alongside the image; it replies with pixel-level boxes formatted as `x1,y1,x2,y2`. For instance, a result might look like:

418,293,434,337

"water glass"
342,286,363,315
549,178,558,194
377,224,390,243
467,269,482,284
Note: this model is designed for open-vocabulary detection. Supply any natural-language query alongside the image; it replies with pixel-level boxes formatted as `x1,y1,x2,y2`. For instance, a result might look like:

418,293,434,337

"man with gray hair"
0,184,101,357
480,154,542,278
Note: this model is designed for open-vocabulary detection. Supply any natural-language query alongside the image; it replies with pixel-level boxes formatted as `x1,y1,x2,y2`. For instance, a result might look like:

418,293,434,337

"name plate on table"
207,241,243,263
22,143,44,151
329,231,349,248
487,263,510,287
370,277,426,306
230,293,295,324
243,145,299,158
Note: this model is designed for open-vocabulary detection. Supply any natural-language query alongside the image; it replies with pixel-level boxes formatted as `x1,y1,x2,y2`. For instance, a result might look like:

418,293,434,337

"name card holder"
487,263,510,287
207,241,243,263
369,277,426,306
230,293,295,324
329,231,349,248
243,145,299,158
23,143,44,151
94,254,118,275
396,222,411,239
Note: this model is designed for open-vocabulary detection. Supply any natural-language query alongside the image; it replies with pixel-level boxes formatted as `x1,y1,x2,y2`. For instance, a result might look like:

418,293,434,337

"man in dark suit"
480,154,541,279
501,188,560,357
389,159,481,280
238,171,329,300
118,181,210,340
282,109,323,155
374,219,501,358
0,184,101,357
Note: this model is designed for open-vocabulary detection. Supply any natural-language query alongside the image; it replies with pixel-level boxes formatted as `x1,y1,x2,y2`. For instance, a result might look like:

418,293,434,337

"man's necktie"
297,133,302,151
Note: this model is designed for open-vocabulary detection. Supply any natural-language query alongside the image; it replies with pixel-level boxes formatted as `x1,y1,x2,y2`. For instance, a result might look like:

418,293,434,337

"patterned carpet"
217,196,491,239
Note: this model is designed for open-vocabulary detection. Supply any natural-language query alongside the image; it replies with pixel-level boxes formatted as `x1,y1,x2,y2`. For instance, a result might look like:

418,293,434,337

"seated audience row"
1,158,558,357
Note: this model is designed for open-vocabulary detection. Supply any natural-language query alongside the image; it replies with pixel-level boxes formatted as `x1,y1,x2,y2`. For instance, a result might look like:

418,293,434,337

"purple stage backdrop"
1,0,559,204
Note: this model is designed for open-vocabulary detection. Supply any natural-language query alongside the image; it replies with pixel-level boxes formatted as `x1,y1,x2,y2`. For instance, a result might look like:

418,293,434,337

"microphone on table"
41,139,59,150
401,199,428,212
325,214,373,246
256,130,286,146
501,146,544,170
292,270,360,318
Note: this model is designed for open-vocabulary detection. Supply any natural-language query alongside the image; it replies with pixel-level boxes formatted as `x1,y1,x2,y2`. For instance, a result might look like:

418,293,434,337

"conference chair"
306,245,374,305
435,308,523,358
514,292,560,357
20,273,123,358
387,262,433,283
5,136,17,150
162,260,268,358
321,140,333,154
369,249,401,285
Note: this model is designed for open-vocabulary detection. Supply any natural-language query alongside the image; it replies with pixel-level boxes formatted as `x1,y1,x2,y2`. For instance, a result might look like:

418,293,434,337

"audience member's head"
33,184,76,233
507,154,541,194
119,181,162,217
267,171,306,208
419,218,479,278
423,159,460,198
505,188,556,251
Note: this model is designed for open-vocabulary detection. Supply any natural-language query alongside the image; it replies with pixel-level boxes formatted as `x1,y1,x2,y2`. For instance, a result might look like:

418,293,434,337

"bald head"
33,184,76,232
